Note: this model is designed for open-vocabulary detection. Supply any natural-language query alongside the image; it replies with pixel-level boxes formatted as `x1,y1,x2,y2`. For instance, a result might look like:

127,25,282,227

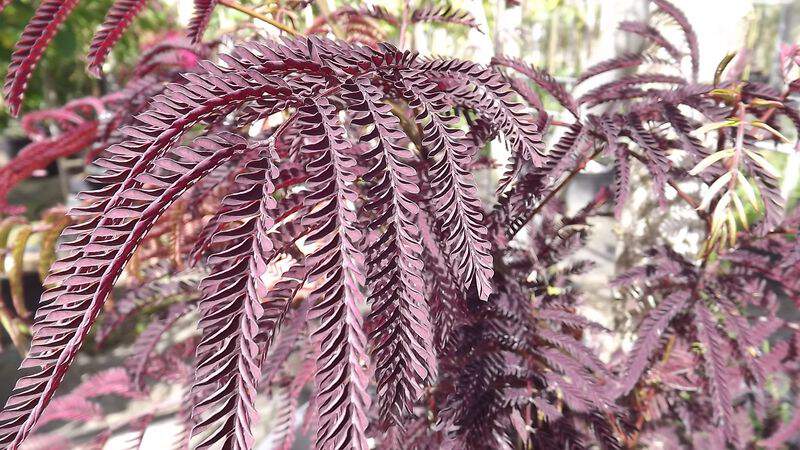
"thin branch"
218,0,299,36
627,152,705,212
529,146,604,218
315,0,345,40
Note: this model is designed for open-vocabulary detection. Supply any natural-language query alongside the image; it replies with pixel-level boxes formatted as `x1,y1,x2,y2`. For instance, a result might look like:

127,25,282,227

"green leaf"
750,121,790,143
693,119,739,135
735,170,760,211
714,52,737,86
744,149,781,178
689,148,735,176
711,191,731,234
698,172,732,211
730,192,748,231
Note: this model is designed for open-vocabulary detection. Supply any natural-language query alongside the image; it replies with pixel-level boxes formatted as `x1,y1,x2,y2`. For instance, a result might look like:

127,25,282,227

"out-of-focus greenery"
0,0,172,130
745,1,800,85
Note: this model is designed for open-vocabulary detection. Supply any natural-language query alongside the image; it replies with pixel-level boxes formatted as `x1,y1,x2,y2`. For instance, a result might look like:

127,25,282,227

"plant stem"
398,0,410,49
315,0,345,40
218,0,299,36
529,146,604,218
627,151,707,218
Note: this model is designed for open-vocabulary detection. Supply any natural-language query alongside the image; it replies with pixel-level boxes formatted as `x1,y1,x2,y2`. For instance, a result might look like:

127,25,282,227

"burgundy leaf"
617,291,690,397
400,71,494,300
695,303,739,447
3,0,80,116
87,0,150,77
653,0,699,80
297,97,371,450
187,0,219,43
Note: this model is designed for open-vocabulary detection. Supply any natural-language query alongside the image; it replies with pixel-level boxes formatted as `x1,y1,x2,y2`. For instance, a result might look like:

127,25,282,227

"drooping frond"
297,97,371,450
190,146,279,449
652,0,699,80
3,0,80,116
0,133,248,448
87,0,150,76
187,0,220,43
343,77,436,429
400,71,495,300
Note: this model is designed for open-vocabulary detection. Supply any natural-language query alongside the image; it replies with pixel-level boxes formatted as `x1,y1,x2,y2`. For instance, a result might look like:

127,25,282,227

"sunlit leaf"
744,149,781,178
688,148,734,175
698,172,732,211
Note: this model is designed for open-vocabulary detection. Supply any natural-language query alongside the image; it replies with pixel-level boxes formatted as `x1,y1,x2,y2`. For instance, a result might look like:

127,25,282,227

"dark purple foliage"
0,1,798,449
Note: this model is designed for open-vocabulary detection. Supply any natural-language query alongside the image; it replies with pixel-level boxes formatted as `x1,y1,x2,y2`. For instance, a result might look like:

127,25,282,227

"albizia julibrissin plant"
0,0,798,449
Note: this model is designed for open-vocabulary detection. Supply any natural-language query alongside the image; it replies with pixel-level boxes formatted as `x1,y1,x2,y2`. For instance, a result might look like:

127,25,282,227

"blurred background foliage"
0,0,171,130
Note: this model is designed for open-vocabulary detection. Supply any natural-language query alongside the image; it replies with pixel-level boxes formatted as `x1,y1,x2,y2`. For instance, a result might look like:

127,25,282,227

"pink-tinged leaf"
627,113,669,206
653,0,699,81
613,143,631,219
616,291,690,397
576,53,649,85
492,55,579,119
578,73,685,106
0,134,244,449
0,0,14,15
401,71,495,300
87,0,150,77
694,302,739,447
127,303,192,390
298,98,371,450
0,121,98,214
189,141,283,449
759,399,800,449
343,77,436,429
187,0,219,43
410,5,479,30
619,21,683,62
3,0,80,117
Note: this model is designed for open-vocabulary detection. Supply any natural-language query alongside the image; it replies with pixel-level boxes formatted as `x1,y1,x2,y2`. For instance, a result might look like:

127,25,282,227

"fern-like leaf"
87,0,150,76
401,71,494,300
187,0,219,43
653,0,699,80
410,5,479,29
127,302,191,390
3,0,80,116
343,77,436,429
576,53,649,85
612,143,631,219
492,55,579,119
0,134,247,449
617,291,690,397
618,21,682,62
626,114,669,205
190,146,279,449
298,98,371,450
694,303,738,447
